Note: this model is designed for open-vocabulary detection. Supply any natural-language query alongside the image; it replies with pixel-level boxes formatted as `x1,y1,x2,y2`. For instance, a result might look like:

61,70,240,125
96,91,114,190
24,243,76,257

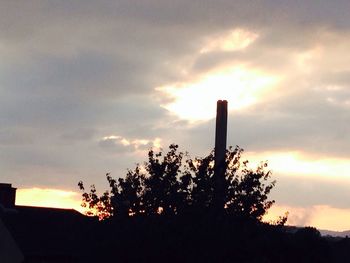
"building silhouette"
0,183,94,262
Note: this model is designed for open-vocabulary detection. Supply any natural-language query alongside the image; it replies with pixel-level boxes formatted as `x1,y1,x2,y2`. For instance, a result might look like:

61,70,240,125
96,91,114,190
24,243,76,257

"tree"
78,144,278,222
142,144,184,216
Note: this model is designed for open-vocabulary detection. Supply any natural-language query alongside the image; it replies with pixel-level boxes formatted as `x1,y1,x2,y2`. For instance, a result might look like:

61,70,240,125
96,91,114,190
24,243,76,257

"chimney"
214,100,228,213
0,184,17,208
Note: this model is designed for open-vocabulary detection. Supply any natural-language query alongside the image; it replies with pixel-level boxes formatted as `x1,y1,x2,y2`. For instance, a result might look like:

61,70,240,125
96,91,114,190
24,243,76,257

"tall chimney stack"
214,100,228,213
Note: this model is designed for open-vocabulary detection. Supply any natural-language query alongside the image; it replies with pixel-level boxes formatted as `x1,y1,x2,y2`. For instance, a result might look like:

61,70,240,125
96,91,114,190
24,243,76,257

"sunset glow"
16,188,83,213
265,204,350,232
245,151,350,180
2,1,350,234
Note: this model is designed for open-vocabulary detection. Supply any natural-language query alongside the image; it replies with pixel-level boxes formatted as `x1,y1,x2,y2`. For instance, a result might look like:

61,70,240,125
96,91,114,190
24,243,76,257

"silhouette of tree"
78,144,278,222
143,144,184,216
78,180,112,220
186,152,214,215
225,152,276,221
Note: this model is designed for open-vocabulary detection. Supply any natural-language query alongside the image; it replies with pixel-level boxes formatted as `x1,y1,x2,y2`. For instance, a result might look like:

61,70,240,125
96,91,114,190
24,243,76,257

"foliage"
78,181,112,220
78,144,278,222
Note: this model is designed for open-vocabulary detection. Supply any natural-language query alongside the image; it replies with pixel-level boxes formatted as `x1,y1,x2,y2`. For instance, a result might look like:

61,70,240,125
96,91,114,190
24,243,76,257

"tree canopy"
78,144,279,222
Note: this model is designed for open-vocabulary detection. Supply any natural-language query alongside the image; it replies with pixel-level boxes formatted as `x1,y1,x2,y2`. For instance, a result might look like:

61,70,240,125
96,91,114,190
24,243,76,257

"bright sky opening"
16,188,84,213
158,66,278,122
245,151,350,180
264,204,350,232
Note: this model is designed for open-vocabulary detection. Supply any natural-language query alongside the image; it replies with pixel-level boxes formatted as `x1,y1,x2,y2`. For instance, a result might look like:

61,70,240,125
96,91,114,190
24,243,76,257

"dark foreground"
2,207,350,263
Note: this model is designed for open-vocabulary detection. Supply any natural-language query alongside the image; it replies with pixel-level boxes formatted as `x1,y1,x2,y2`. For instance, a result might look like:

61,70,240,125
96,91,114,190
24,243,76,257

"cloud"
99,136,135,152
0,129,34,146
99,135,161,155
269,174,350,209
1,1,350,231
60,128,96,142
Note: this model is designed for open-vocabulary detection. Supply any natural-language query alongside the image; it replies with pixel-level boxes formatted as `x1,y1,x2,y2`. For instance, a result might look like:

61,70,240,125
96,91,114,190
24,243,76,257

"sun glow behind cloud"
158,66,278,122
156,28,275,122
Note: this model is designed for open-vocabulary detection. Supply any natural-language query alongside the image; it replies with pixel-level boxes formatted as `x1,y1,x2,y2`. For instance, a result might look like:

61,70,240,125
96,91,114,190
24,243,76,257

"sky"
1,1,350,231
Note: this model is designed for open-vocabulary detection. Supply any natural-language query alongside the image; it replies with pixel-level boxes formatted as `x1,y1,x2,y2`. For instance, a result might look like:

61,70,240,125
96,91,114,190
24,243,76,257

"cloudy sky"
1,1,350,231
